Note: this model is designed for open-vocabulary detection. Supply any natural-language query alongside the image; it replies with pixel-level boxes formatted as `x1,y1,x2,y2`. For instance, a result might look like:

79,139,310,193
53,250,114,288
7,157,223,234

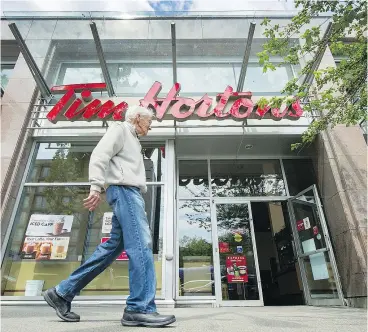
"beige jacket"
89,122,147,193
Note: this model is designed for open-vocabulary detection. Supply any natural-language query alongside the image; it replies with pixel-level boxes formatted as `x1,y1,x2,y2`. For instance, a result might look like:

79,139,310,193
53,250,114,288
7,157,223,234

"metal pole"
171,22,177,84
236,22,256,92
8,23,52,100
301,22,333,88
90,22,115,97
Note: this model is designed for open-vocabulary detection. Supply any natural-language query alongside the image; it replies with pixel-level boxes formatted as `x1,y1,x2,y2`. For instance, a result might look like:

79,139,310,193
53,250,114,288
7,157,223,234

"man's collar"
125,121,140,139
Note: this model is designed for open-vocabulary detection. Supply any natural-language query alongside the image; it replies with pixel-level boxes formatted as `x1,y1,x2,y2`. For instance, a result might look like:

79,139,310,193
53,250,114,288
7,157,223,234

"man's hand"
83,190,101,211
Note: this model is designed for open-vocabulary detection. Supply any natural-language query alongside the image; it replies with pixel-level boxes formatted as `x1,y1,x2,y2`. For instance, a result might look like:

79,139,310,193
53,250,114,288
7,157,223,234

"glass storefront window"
57,64,105,85
1,186,90,296
26,143,165,183
54,61,293,96
178,160,209,198
282,159,316,196
290,189,339,299
215,203,260,301
81,185,164,296
55,62,173,96
177,63,237,95
116,64,173,96
210,160,286,197
1,185,164,297
3,140,166,297
1,64,15,93
177,200,214,296
234,63,294,95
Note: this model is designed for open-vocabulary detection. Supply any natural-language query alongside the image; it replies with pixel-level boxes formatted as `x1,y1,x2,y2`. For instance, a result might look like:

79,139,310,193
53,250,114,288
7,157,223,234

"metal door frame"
211,198,264,307
287,185,344,306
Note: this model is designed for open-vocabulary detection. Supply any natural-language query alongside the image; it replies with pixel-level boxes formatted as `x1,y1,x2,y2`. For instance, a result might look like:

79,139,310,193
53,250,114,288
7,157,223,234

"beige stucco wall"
314,127,367,308
311,45,367,308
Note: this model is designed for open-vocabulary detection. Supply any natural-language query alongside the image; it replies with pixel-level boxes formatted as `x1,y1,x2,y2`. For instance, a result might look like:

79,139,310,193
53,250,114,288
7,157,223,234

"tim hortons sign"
46,82,303,123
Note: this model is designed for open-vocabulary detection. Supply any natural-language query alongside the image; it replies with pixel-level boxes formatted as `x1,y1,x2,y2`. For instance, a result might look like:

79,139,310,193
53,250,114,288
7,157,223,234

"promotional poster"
226,255,248,283
101,212,113,234
20,214,74,260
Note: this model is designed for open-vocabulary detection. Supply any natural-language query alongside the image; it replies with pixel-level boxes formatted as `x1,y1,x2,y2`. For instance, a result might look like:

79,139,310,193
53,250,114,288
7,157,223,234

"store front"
175,137,344,307
1,16,346,307
1,134,345,306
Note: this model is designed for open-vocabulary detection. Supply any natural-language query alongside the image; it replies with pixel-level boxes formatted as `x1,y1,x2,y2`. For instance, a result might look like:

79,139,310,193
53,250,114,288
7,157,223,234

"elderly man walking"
43,106,176,327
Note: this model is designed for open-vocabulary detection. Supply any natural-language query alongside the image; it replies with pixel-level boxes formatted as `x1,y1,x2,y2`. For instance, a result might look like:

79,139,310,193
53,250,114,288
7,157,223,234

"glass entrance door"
288,185,344,306
212,201,263,306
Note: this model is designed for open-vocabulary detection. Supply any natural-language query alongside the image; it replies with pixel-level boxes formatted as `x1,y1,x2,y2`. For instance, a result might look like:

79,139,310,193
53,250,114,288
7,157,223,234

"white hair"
125,105,154,122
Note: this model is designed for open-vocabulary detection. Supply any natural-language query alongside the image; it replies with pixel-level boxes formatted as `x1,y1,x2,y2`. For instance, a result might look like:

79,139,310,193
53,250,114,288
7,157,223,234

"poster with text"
219,242,230,253
101,237,128,261
296,219,305,231
20,214,74,260
25,214,73,236
21,236,70,260
102,212,113,234
226,255,248,283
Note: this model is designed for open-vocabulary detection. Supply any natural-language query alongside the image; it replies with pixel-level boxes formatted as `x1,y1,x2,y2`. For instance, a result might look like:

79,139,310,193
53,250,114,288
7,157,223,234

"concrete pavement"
1,305,367,332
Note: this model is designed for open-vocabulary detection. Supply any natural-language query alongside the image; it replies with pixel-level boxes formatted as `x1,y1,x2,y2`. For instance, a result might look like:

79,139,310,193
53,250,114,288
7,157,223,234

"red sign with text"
219,242,230,253
101,237,128,261
46,82,303,123
226,255,248,283
296,219,305,232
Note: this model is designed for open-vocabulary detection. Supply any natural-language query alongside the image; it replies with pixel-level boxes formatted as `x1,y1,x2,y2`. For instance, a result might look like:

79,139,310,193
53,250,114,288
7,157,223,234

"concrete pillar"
315,127,367,308
298,34,367,307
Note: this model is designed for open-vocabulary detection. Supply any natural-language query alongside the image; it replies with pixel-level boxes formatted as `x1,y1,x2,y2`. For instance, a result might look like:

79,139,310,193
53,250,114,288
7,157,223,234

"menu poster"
101,237,128,261
102,212,113,234
21,237,70,260
25,214,73,236
20,214,73,260
226,255,248,283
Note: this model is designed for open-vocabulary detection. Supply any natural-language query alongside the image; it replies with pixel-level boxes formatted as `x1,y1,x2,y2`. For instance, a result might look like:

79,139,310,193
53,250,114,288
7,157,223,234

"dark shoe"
43,288,80,322
121,309,176,327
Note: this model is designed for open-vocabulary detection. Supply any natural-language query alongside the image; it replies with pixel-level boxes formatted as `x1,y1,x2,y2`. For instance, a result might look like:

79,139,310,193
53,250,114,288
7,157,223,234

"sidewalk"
1,305,366,332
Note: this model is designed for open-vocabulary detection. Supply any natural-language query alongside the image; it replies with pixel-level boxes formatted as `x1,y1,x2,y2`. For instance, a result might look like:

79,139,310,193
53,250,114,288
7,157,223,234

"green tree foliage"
258,0,367,149
43,144,87,215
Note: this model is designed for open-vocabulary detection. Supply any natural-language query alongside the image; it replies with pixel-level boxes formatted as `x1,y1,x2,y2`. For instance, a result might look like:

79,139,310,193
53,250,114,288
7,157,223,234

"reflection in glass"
55,62,173,96
27,143,165,183
178,160,209,198
177,63,236,95
211,160,286,197
234,63,294,95
282,159,316,196
303,253,339,299
178,200,214,296
1,184,164,297
1,186,90,296
1,64,14,90
59,65,104,85
216,203,259,300
116,64,172,95
291,189,327,251
82,185,164,296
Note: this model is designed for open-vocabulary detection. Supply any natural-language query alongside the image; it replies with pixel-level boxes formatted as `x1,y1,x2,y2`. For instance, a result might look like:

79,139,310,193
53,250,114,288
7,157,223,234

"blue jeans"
55,185,157,313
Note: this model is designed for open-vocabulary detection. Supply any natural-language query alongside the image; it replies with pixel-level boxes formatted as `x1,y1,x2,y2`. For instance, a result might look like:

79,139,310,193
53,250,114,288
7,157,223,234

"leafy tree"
43,144,88,215
258,0,367,149
179,236,213,257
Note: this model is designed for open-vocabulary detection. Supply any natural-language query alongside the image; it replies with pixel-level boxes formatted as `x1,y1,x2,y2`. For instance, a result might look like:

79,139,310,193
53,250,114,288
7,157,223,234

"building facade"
1,12,366,308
